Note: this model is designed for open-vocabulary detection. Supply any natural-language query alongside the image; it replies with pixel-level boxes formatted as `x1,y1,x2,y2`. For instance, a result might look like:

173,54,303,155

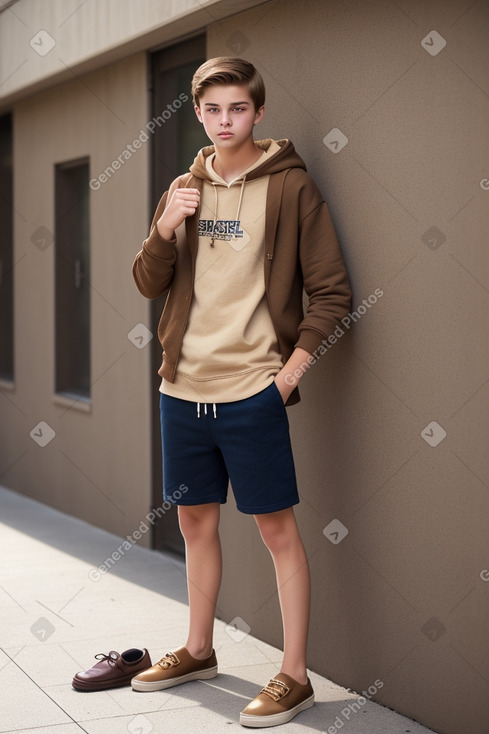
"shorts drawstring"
196,402,217,418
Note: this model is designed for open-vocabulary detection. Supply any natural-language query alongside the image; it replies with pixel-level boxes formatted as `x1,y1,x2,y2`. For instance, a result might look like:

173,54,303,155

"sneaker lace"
260,678,290,701
94,651,118,668
156,651,180,669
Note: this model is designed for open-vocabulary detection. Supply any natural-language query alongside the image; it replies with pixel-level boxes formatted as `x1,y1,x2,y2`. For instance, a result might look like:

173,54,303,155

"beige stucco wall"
2,52,154,543
1,1,488,732
210,2,489,734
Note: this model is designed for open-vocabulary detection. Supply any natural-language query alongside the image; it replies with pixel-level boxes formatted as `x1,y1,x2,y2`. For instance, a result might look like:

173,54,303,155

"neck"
213,138,262,183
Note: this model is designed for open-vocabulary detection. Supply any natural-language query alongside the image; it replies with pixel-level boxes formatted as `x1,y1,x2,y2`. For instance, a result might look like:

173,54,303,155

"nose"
220,111,231,126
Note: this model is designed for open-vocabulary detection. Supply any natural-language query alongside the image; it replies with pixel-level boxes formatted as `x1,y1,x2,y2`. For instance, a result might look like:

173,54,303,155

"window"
55,158,90,398
0,113,14,382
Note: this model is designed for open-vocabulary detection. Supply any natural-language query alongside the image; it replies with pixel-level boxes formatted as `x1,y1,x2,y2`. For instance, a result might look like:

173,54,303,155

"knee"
178,504,219,544
256,516,294,555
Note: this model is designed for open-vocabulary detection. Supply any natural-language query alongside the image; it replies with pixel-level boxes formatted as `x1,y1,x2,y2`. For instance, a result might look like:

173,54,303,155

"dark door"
0,114,13,382
149,36,208,554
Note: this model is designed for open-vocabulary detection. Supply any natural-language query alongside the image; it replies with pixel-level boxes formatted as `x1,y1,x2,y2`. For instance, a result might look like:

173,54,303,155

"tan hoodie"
133,138,352,406
162,139,283,403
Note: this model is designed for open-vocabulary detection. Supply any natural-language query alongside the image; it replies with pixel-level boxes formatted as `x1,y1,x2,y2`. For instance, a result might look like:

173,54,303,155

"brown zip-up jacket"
132,139,351,405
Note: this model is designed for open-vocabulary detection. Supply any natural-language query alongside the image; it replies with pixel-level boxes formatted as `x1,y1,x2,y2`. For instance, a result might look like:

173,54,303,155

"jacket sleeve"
132,189,177,300
295,178,352,354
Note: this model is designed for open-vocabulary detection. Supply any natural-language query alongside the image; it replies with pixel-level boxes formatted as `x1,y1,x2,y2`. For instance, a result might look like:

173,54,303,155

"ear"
253,105,265,126
194,105,204,123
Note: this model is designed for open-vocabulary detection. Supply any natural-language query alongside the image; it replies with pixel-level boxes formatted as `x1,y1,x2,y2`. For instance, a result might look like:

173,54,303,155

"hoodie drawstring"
210,183,219,247
196,402,217,418
235,177,246,223
209,177,246,247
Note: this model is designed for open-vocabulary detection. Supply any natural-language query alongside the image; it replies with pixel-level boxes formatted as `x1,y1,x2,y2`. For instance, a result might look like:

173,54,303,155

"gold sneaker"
240,672,314,727
131,646,217,691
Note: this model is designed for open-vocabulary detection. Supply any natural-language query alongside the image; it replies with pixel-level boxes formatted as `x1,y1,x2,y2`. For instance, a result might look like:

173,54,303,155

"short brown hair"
191,57,265,110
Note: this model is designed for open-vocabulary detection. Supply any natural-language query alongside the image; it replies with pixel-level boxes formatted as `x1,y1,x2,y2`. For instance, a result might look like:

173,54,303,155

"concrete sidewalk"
0,485,437,734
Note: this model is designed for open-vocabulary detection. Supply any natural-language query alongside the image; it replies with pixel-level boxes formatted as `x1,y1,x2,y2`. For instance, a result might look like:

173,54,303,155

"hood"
189,138,307,183
188,138,306,247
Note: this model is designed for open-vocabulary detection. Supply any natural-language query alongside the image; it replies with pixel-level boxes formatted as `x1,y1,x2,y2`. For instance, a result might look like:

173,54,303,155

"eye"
232,107,245,112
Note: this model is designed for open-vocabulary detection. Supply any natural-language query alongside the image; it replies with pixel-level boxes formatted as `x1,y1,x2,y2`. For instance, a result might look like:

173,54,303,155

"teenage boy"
131,57,351,727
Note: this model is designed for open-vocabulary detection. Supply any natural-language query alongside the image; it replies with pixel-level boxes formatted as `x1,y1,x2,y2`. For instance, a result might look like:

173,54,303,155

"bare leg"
254,507,310,685
178,503,222,659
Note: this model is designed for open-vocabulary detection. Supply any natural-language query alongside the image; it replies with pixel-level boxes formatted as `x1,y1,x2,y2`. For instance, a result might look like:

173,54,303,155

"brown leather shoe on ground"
240,673,314,727
131,646,218,691
72,648,151,691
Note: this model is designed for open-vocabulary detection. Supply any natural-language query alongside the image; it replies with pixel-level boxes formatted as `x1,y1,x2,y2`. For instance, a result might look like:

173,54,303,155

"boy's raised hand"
157,188,200,240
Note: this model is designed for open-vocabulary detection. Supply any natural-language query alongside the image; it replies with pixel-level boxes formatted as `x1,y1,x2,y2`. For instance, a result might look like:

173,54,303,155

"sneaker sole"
131,664,218,691
239,693,314,728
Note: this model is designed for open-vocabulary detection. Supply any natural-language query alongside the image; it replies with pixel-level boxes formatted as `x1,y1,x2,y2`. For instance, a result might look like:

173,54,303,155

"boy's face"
195,84,264,149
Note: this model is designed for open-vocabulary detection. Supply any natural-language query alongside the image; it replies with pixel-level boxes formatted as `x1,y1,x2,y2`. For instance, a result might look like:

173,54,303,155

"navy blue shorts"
159,381,299,515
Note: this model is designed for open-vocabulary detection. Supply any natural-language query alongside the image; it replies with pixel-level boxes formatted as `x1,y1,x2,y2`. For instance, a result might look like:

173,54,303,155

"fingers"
174,188,200,201
158,187,200,236
173,188,200,214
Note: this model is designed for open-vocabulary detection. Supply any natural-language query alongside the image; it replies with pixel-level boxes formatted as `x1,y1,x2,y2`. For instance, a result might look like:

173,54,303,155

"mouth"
218,132,233,138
